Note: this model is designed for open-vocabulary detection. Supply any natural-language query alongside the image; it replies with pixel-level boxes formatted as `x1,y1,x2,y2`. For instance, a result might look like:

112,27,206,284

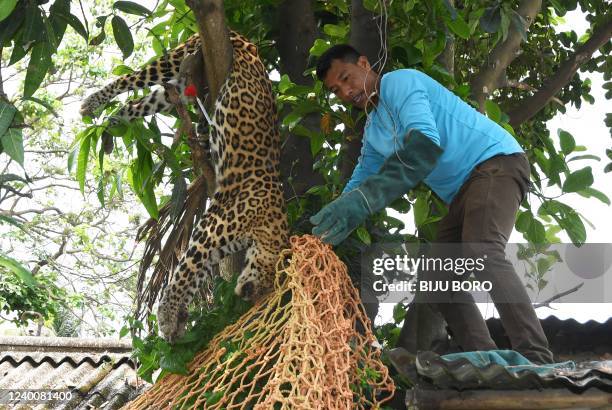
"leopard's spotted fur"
81,32,289,342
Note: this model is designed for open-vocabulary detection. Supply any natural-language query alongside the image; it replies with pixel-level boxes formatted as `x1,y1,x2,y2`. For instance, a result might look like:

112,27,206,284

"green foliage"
129,276,251,383
0,258,65,324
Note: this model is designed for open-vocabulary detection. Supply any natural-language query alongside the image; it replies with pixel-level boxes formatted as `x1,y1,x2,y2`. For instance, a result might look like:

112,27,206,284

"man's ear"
357,55,371,70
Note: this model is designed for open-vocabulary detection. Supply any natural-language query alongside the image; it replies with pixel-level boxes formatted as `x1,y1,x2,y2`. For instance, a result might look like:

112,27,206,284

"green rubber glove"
311,129,443,245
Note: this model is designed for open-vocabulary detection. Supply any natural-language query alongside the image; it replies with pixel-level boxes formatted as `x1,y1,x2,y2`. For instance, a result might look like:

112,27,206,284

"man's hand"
310,190,371,245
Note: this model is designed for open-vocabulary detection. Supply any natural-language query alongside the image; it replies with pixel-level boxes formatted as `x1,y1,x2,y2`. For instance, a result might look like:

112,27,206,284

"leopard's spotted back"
81,32,289,342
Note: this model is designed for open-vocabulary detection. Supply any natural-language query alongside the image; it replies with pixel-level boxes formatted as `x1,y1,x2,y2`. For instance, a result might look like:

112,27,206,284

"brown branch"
508,16,612,127
185,0,232,110
470,0,542,111
31,236,67,275
163,83,216,195
533,282,584,309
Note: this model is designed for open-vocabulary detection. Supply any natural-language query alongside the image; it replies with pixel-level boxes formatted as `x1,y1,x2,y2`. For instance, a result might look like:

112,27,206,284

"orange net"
125,235,395,409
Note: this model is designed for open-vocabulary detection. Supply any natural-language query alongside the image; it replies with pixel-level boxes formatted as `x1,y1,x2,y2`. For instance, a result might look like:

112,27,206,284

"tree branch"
533,282,584,309
185,0,232,110
470,0,542,111
508,16,612,127
163,83,216,195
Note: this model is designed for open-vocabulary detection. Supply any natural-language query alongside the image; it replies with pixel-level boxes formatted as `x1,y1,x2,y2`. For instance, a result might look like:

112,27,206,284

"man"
310,44,554,364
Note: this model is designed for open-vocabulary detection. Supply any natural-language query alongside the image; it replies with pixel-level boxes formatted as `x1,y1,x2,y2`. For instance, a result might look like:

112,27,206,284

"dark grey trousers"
417,153,554,364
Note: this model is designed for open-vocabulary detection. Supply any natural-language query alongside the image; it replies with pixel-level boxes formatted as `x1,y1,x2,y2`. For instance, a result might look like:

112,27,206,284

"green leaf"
111,64,134,76
0,254,37,287
24,41,53,98
89,29,106,46
562,167,593,193
0,100,17,137
310,132,324,156
567,154,600,162
577,187,610,205
0,3,25,47
484,100,502,122
111,16,134,59
557,129,575,155
77,134,91,193
97,176,105,207
113,1,152,17
480,4,501,33
159,353,188,374
560,211,586,245
0,214,23,229
526,218,546,244
515,210,532,232
413,196,429,227
510,10,527,41
67,144,78,173
0,128,24,166
310,39,331,57
55,11,88,41
355,227,371,245
119,325,130,338
446,14,470,39
393,303,406,324
0,0,17,23
323,24,348,38
22,2,44,44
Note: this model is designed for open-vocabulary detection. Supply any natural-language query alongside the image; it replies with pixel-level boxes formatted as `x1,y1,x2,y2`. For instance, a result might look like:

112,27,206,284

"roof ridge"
0,336,132,352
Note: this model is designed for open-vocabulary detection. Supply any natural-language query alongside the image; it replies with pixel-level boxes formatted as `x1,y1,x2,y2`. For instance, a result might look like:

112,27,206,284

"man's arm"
383,70,441,148
343,140,385,193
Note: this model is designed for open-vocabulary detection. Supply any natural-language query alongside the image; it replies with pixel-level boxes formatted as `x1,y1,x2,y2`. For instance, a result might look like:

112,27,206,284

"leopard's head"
157,293,189,343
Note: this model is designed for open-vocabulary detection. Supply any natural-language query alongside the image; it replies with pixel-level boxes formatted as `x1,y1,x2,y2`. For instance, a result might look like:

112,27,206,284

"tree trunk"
277,0,324,200
339,0,387,183
186,0,232,110
185,0,240,282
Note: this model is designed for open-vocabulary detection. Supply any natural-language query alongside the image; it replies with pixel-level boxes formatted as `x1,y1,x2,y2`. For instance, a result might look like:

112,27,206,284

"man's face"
323,56,379,110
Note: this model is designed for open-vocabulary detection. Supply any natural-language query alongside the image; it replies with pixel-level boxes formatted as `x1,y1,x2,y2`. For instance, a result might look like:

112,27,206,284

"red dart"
184,84,197,97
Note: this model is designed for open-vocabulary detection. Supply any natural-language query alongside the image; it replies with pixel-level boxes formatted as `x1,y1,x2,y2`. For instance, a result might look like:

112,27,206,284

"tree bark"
277,0,324,199
470,0,542,111
508,16,612,127
185,0,232,110
339,0,387,183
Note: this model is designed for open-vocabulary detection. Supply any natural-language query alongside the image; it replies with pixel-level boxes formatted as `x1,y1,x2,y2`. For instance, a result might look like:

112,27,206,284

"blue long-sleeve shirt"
343,69,523,204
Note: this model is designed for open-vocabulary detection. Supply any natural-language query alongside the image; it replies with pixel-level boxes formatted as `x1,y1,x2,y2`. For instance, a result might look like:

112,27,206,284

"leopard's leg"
80,35,201,116
157,204,251,342
107,81,188,125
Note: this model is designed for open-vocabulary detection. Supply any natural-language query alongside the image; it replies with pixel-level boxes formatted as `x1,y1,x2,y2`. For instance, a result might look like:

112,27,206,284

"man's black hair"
315,44,362,81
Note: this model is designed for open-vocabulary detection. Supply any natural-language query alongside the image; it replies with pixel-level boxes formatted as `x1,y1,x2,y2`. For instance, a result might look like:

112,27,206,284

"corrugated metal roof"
0,336,148,409
388,348,612,409
487,316,612,358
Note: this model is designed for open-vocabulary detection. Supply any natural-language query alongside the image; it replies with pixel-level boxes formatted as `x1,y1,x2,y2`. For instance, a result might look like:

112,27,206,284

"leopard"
80,31,289,343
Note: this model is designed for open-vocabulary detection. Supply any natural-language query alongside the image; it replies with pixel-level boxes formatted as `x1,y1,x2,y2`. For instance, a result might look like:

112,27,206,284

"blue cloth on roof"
343,69,523,203
441,350,575,375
